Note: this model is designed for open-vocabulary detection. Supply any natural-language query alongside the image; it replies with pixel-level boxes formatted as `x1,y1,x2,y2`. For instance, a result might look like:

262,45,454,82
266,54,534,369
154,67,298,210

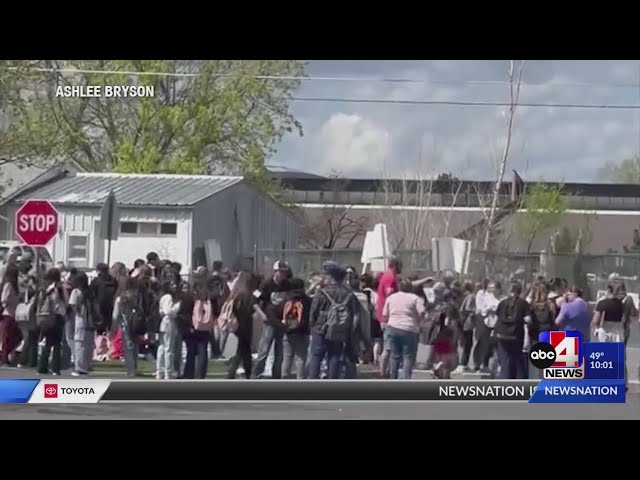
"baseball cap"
273,260,290,272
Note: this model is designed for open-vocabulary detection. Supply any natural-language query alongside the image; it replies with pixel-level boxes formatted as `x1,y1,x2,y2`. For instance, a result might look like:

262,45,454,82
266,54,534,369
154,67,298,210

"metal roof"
13,173,244,207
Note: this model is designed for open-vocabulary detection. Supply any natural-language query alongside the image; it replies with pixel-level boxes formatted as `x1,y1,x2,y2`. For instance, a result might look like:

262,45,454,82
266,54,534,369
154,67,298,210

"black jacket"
90,273,118,316
495,296,531,342
175,291,195,337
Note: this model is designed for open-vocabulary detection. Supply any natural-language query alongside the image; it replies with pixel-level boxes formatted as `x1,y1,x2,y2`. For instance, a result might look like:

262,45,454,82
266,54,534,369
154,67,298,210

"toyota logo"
43,384,58,398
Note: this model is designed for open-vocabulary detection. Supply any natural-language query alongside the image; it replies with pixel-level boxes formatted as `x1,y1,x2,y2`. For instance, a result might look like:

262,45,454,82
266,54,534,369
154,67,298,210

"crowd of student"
0,248,637,382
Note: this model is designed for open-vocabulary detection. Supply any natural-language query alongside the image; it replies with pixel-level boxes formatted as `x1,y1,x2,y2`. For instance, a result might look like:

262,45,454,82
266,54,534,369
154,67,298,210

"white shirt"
159,293,180,333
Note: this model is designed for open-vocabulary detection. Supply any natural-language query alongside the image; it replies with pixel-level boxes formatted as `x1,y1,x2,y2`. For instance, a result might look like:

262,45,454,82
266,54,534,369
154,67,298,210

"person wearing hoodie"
156,279,181,379
61,268,78,368
90,263,118,335
495,282,531,380
0,264,21,366
111,277,143,377
35,268,67,376
308,261,361,379
474,280,502,374
281,277,311,379
69,271,96,376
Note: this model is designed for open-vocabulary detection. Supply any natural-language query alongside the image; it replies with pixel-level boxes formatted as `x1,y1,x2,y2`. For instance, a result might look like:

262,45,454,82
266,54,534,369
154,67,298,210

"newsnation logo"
26,380,110,403
529,331,585,380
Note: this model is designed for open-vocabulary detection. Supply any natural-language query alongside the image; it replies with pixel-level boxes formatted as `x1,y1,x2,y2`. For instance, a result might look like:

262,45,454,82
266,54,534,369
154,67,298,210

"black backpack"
532,304,555,336
497,299,521,340
321,289,353,343
130,302,147,335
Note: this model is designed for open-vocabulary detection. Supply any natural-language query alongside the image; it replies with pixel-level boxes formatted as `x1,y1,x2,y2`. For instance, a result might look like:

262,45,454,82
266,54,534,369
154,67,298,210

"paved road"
0,394,637,420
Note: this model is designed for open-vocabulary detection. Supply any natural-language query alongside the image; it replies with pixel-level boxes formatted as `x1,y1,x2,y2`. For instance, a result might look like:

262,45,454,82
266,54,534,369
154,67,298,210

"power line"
290,96,640,110
11,66,640,109
8,65,640,90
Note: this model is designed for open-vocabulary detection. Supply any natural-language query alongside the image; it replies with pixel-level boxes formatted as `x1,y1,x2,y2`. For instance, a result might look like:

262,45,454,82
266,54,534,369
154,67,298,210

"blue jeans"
497,339,525,379
253,324,284,378
157,320,178,378
121,322,139,377
308,332,345,379
184,330,209,379
387,326,418,379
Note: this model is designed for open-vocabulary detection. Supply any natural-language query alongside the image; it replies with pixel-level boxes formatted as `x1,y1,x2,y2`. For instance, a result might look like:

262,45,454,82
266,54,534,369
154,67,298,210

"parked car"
0,241,54,271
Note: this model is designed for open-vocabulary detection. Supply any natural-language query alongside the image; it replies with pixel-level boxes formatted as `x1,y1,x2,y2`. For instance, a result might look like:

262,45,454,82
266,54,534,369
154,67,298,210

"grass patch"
91,359,382,379
92,359,227,375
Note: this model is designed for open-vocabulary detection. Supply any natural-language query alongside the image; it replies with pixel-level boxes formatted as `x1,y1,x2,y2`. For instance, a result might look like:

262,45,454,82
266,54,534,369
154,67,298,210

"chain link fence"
254,248,640,300
255,248,541,282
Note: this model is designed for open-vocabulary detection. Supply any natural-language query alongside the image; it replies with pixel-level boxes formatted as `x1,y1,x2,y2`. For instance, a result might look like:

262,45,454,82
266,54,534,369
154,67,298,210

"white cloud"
275,60,640,182
315,113,391,175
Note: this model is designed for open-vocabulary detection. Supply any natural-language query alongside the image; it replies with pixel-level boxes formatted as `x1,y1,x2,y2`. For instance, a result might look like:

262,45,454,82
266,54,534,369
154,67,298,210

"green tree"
517,183,568,253
601,155,640,184
5,60,305,192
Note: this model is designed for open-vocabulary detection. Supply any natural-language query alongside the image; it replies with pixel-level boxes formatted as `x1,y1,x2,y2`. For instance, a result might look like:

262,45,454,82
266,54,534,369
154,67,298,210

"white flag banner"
361,223,392,273
431,237,471,275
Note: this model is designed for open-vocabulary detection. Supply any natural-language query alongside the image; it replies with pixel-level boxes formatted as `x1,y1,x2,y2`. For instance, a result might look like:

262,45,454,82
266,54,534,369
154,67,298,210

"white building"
2,172,298,273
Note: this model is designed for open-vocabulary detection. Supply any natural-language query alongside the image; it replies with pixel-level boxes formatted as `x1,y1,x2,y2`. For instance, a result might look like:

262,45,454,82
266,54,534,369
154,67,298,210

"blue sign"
583,342,624,380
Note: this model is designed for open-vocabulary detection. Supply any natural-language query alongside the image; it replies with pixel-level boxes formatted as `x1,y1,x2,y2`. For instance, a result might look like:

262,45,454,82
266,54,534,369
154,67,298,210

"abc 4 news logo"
528,333,584,379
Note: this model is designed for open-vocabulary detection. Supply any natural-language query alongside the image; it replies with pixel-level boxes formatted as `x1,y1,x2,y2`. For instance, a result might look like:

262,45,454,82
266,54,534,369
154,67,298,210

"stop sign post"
15,200,59,247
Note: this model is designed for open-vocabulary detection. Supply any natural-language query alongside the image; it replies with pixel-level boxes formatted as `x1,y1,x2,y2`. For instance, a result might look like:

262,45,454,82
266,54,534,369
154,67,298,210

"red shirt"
376,269,398,324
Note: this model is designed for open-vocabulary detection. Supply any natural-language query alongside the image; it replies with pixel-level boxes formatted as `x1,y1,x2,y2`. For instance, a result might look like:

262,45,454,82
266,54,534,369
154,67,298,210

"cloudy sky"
272,60,640,182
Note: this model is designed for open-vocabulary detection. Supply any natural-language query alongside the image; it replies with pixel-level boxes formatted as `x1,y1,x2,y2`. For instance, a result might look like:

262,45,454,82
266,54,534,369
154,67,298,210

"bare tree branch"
483,60,526,251
298,172,368,249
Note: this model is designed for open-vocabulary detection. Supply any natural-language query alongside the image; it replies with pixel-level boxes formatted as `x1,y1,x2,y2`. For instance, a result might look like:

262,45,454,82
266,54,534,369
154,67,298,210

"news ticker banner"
0,378,625,404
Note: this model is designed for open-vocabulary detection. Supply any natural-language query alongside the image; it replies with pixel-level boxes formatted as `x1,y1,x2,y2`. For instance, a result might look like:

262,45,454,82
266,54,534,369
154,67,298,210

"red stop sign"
15,200,60,246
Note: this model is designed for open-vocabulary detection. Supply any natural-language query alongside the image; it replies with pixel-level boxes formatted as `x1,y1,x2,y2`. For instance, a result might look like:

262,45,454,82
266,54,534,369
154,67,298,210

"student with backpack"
527,283,556,378
182,281,211,379
253,261,293,379
308,261,360,380
224,271,265,379
112,278,145,377
454,282,477,374
281,277,311,379
495,283,531,380
206,269,230,359
90,263,118,335
69,271,96,376
35,268,67,376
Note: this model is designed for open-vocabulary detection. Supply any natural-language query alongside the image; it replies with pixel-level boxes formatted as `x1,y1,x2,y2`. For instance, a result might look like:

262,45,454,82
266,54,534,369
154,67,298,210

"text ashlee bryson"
55,85,154,98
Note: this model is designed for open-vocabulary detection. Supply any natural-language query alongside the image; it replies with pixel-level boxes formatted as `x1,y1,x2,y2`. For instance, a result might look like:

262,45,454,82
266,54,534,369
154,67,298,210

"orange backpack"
282,299,303,332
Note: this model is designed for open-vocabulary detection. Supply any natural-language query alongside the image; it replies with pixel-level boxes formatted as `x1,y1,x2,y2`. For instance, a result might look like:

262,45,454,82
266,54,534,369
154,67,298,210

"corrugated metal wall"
191,181,299,269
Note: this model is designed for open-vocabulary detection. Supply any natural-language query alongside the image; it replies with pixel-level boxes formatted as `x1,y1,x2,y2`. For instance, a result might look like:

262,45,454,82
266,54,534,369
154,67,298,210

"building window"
119,221,178,236
160,223,177,235
138,222,157,235
67,234,89,268
120,222,137,234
